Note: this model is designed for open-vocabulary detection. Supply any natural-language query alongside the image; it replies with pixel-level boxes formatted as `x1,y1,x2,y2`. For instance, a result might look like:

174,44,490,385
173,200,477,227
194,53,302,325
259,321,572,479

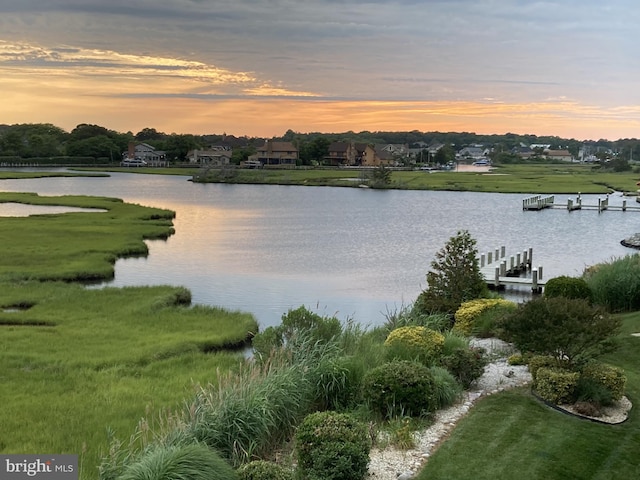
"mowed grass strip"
0,192,258,479
418,312,640,480
396,164,640,193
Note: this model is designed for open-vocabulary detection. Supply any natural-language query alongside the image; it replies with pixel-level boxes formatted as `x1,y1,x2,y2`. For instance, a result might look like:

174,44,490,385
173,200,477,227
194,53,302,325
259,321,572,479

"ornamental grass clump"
187,335,342,466
116,444,237,480
579,361,626,402
583,254,640,312
384,326,445,365
295,411,371,480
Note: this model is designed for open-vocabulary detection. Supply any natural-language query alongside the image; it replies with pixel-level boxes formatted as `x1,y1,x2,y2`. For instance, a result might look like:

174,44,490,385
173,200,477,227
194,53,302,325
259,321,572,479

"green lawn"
7,163,640,194
418,311,640,479
190,163,640,194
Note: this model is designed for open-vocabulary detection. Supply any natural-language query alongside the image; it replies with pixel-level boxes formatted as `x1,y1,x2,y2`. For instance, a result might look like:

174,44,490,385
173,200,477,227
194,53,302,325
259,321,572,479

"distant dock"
523,193,640,212
479,246,545,293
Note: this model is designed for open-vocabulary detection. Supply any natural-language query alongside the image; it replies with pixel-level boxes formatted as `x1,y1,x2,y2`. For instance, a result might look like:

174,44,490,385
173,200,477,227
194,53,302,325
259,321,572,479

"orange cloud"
1,40,638,140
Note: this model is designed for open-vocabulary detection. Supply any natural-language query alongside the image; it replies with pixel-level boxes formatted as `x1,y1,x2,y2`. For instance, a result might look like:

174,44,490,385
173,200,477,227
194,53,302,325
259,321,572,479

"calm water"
1,170,637,328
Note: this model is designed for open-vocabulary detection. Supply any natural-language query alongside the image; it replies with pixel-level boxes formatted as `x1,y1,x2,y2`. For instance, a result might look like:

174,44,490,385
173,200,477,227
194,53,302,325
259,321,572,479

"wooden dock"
479,246,545,293
523,194,640,212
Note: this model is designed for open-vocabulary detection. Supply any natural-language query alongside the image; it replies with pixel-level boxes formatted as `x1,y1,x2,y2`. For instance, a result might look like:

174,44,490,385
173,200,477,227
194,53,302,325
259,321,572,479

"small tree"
369,164,392,188
501,296,621,367
414,230,489,314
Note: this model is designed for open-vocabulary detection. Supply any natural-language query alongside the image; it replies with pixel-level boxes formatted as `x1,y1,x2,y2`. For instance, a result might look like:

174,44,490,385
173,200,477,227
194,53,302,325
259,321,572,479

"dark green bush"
414,230,489,315
295,411,371,480
575,377,614,409
544,275,593,302
501,296,620,366
536,367,580,405
361,360,436,418
238,460,293,480
580,362,626,401
118,444,238,480
439,347,487,389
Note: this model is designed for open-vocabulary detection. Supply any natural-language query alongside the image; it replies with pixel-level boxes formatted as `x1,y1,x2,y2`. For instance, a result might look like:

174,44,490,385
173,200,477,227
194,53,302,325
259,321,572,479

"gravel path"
367,338,532,480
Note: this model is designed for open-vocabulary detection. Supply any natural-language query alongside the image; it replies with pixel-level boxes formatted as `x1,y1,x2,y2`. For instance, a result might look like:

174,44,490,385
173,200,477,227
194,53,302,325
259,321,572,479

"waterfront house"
187,147,232,165
123,142,167,166
248,140,298,167
325,142,367,166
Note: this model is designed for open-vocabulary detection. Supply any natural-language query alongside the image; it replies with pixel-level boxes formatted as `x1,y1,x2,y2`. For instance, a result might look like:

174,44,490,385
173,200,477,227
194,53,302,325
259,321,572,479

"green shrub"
527,355,562,386
507,353,527,366
361,360,437,418
238,460,293,480
439,346,487,389
251,306,342,360
544,275,593,302
535,367,580,405
583,254,640,312
580,362,626,401
501,296,620,366
295,411,371,480
453,298,516,336
117,444,238,480
384,326,445,365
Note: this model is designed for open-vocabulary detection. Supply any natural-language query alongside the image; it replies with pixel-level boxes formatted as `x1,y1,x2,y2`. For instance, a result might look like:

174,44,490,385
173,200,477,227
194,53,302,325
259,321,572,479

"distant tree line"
1,122,639,165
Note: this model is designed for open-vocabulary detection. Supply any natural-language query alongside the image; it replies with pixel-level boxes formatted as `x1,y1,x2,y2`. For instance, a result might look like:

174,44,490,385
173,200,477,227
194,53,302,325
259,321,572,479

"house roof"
373,145,395,160
546,149,572,156
328,142,349,153
259,141,297,152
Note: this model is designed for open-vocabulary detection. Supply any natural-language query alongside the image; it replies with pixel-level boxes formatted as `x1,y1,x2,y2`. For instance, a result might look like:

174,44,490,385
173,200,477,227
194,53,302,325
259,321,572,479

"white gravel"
367,338,532,480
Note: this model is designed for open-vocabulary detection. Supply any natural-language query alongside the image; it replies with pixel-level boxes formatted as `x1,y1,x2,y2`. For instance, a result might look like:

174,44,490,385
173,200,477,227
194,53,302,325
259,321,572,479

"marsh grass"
0,193,258,480
0,280,256,479
0,192,175,282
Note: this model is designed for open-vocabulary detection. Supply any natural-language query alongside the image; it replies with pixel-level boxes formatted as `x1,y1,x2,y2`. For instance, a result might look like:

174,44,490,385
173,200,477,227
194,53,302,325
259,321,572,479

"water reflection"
0,202,106,216
0,171,638,328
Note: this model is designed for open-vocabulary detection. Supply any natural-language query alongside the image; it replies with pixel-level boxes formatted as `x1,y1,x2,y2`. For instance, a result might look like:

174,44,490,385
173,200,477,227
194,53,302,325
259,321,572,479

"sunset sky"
1,0,638,140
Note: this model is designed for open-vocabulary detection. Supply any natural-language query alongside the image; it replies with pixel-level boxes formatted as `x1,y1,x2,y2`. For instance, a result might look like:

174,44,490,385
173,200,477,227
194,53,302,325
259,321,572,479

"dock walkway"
479,246,545,293
523,194,640,212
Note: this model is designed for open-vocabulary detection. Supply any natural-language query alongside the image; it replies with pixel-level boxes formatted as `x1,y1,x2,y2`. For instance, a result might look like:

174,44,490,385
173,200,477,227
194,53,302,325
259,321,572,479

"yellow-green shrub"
507,353,527,366
536,367,580,405
453,298,516,336
581,362,626,401
384,326,445,364
527,355,567,387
